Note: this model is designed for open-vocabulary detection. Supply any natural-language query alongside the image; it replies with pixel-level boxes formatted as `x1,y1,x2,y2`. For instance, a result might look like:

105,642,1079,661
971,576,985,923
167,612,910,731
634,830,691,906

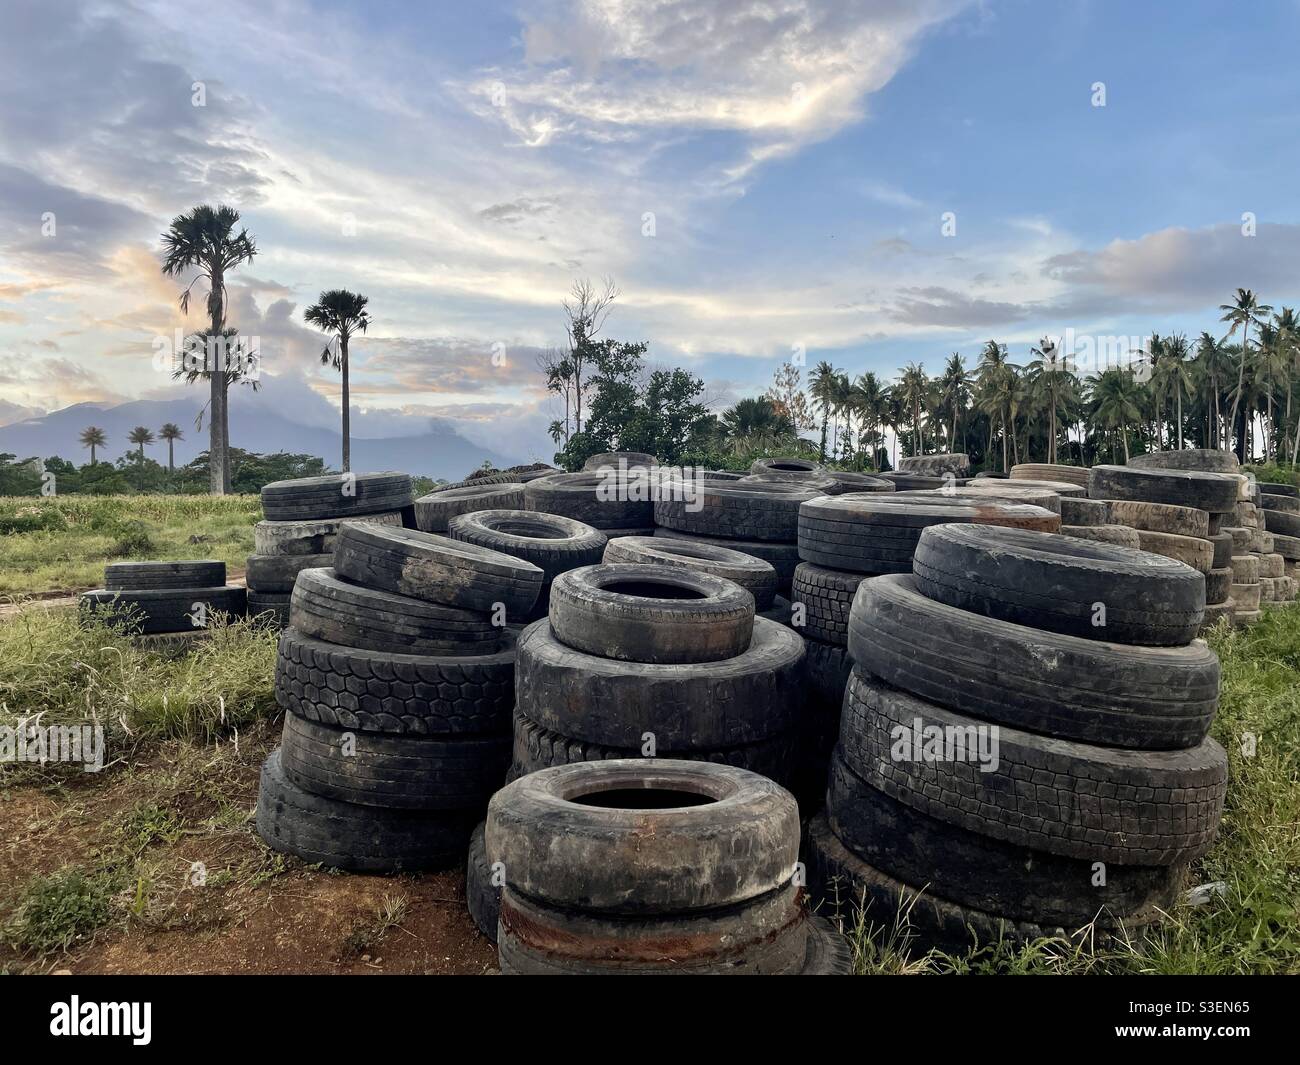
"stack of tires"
484,759,850,974
80,561,245,641
1092,456,1245,630
256,523,541,872
1255,481,1300,608
524,470,656,537
806,522,1229,953
1009,462,1090,489
413,481,526,533
249,473,414,627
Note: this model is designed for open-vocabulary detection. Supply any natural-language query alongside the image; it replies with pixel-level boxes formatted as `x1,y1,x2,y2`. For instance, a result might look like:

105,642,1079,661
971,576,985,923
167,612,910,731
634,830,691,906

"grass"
0,494,261,596
839,606,1300,974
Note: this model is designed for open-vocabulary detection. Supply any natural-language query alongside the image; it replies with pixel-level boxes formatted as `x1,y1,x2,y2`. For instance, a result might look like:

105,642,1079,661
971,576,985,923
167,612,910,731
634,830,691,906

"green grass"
0,494,261,596
2,867,122,957
843,606,1300,974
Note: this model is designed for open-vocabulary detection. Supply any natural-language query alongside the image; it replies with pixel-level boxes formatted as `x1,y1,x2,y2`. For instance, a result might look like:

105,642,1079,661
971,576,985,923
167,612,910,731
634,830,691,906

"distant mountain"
0,380,516,481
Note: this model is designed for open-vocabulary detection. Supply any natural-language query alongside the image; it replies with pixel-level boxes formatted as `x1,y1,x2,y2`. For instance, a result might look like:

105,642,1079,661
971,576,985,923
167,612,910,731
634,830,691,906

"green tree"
1219,287,1272,457
79,426,106,465
1026,338,1074,464
1090,368,1144,461
127,426,155,490
304,289,372,472
159,422,183,472
809,361,838,460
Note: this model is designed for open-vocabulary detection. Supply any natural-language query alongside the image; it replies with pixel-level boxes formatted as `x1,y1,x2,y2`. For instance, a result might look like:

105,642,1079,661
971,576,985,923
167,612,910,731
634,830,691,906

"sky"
3,0,1300,461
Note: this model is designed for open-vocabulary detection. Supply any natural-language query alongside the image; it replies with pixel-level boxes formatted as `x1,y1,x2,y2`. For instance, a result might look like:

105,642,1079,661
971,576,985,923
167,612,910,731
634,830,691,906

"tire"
288,566,503,654
825,750,1187,928
839,670,1228,866
790,563,863,647
1134,530,1213,573
1059,524,1141,548
1059,497,1108,526
1088,465,1239,513
548,563,754,664
523,472,654,529
1259,493,1300,515
1205,566,1233,603
798,495,1058,574
255,749,474,872
1128,449,1240,474
1264,509,1300,537
877,472,972,491
497,883,808,975
897,453,970,477
79,586,246,633
653,528,801,592
1232,582,1262,612
253,513,403,556
1230,554,1260,582
1258,553,1285,578
847,574,1220,750
794,638,852,811
916,484,1062,513
1108,500,1210,537
279,711,510,810
1200,600,1235,631
1223,526,1251,549
603,534,777,610
466,822,499,943
1234,609,1262,626
245,553,332,594
1009,463,1091,488
825,472,895,492
1209,532,1234,567
912,524,1205,645
758,595,792,625
1259,481,1299,497
1250,529,1274,554
509,712,800,789
104,560,225,590
333,523,542,617
971,477,1087,498
583,451,658,471
413,483,526,533
261,472,414,521
1275,533,1300,561
655,480,820,542
274,626,516,735
749,457,825,479
247,590,290,627
741,472,844,495
486,758,800,913
514,616,803,748
800,915,853,974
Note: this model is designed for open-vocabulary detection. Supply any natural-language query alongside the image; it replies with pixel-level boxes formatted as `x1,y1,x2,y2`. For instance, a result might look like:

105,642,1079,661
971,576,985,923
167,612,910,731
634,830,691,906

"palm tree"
1219,287,1272,457
128,426,155,490
1026,338,1073,464
896,362,929,456
304,289,372,472
159,423,183,472
1273,307,1298,461
79,426,106,466
850,372,889,469
1090,369,1144,461
975,341,1019,470
935,353,969,452
809,361,838,461
160,204,258,494
1161,334,1193,450
1194,332,1228,448
720,397,796,455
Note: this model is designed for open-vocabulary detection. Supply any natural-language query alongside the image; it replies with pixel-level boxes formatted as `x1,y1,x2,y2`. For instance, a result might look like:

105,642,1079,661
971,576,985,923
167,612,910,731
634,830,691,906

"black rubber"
603,534,777,610
847,574,1220,750
797,494,1059,574
261,472,413,520
523,471,654,529
274,626,517,735
1107,500,1211,537
655,479,821,541
104,560,225,590
245,553,332,594
825,472,895,492
1264,509,1300,537
80,586,247,633
1128,449,1240,474
486,758,800,913
548,563,754,664
742,472,844,494
1205,566,1233,604
790,563,863,646
653,528,801,592
466,822,500,943
582,451,658,470
840,669,1228,865
1209,531,1234,568
800,915,853,975
1260,493,1300,514
247,590,290,626
279,711,509,810
749,457,825,479
514,616,803,748
288,566,503,655
877,472,972,490
413,482,526,532
825,750,1187,928
256,749,475,872
333,523,542,617
1089,464,1239,513
1059,497,1108,526
1259,482,1299,498
912,523,1206,646
253,513,402,555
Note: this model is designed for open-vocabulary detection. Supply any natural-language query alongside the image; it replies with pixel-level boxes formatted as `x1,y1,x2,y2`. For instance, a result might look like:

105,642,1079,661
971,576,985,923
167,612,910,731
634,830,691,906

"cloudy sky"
3,0,1300,459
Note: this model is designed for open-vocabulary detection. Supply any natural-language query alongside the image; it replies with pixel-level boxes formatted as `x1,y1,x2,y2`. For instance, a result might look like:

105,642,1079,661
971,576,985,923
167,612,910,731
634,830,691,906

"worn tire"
1089,465,1239,513
1134,530,1213,573
253,513,402,556
1108,500,1210,537
524,472,654,529
334,523,542,616
1274,533,1300,561
1264,509,1300,537
1209,532,1235,567
653,528,800,592
655,480,820,541
603,534,777,610
1205,566,1233,603
413,483,525,533
583,451,658,471
1059,523,1141,548
1059,497,1110,526
1232,581,1262,611
1128,449,1239,474
1009,463,1091,488
749,457,825,480
261,472,413,521
274,626,516,735
548,563,754,664
245,553,332,594
103,560,225,590
897,453,970,477
917,484,1062,513
1258,553,1285,578
790,563,862,647
80,586,246,633
847,574,1219,750
840,670,1227,865
247,590,290,627
466,822,499,943
825,472,895,492
1230,554,1260,583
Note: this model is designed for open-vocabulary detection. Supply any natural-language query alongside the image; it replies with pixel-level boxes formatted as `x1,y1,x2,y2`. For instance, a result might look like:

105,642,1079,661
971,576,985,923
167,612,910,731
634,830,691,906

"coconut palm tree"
809,361,838,461
1194,332,1229,447
1161,334,1193,450
159,423,183,473
1090,369,1144,461
850,372,889,468
160,204,258,494
79,426,106,466
304,289,372,472
896,362,929,456
1219,287,1272,457
935,353,969,452
720,397,796,455
127,426,155,490
1026,338,1073,464
975,341,1019,470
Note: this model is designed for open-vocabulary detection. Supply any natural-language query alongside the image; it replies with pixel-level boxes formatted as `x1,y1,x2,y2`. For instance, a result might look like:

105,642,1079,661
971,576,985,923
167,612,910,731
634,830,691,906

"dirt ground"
0,723,498,975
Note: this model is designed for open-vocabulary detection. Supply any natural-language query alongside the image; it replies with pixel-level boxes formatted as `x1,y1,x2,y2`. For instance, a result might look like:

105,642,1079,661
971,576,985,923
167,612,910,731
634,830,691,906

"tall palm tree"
79,426,106,466
850,372,889,468
975,341,1019,470
160,204,258,494
1273,307,1298,461
1219,287,1272,457
1194,332,1228,447
896,362,929,456
809,361,838,461
1161,334,1193,450
1090,369,1144,461
304,289,372,472
1026,338,1073,464
935,353,969,452
159,423,183,472
128,426,155,490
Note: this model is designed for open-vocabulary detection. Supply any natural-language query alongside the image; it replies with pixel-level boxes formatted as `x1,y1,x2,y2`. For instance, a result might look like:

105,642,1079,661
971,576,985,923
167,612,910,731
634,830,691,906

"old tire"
1059,523,1141,547
653,528,800,592
603,534,777,610
1109,500,1210,537
655,480,820,542
1089,465,1239,513
413,483,525,533
790,563,862,647
1009,463,1091,488
466,822,500,943
253,512,402,556
104,560,225,590
523,472,654,529
245,553,332,594
261,473,413,521
1060,496,1109,526
1128,449,1239,474
80,586,246,633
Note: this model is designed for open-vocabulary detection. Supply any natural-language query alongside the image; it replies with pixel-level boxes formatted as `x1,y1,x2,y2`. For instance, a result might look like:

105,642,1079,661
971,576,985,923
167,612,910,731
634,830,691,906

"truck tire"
413,483,525,533
603,534,777,610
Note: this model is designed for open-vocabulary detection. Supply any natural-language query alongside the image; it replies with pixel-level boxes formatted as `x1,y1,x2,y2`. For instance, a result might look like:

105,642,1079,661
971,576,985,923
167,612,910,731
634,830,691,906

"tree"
1026,338,1073,464
160,204,258,494
764,363,815,431
896,362,929,456
935,353,969,453
850,372,890,469
79,426,106,465
127,426,155,489
159,423,183,472
809,361,838,460
720,397,797,455
1219,287,1272,458
975,341,1019,471
304,289,372,472
1090,368,1144,461
563,277,619,438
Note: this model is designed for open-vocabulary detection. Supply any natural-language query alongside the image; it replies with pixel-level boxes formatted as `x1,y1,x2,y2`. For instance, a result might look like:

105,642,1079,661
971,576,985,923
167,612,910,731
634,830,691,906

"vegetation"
305,289,372,473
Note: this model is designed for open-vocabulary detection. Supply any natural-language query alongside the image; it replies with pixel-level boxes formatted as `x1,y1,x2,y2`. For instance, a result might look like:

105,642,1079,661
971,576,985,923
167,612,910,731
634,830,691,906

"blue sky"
3,0,1299,462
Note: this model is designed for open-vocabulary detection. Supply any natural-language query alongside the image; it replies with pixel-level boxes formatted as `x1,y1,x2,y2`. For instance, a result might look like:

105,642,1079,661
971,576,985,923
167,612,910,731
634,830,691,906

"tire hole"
602,580,708,600
571,788,716,809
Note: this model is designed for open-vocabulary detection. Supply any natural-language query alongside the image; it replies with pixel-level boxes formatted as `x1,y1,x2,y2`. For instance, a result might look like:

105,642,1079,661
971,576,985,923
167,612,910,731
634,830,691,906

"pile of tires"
249,472,413,627
806,522,1228,953
80,560,246,640
1255,480,1300,608
1009,462,1091,489
480,760,849,974
1090,457,1249,630
413,481,526,533
524,470,656,535
255,522,541,872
